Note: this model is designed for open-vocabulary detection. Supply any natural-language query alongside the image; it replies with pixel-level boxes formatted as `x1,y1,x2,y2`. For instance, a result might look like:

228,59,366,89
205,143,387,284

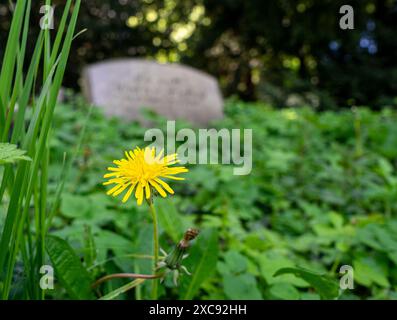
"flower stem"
148,199,159,300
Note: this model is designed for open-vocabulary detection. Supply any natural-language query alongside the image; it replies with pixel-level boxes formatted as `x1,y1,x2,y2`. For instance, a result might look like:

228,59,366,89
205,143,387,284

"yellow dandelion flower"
103,146,188,205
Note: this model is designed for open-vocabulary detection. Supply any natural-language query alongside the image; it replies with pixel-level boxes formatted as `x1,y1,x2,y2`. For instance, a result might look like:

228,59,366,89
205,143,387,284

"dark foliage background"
0,0,396,109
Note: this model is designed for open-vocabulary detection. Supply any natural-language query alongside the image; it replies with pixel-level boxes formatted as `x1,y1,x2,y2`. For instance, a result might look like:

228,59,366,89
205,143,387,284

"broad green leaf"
46,235,95,299
133,225,153,273
268,282,300,300
223,273,262,300
388,251,397,266
0,143,31,165
259,252,308,287
274,267,339,300
356,224,384,251
218,250,261,299
182,228,219,299
61,193,90,218
60,193,115,225
353,256,389,288
218,250,247,274
94,229,133,265
300,292,321,300
132,225,154,298
374,226,397,251
156,198,184,243
328,212,344,229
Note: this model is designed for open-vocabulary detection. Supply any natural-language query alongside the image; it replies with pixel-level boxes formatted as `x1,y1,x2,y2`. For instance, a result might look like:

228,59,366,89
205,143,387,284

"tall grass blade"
0,0,81,299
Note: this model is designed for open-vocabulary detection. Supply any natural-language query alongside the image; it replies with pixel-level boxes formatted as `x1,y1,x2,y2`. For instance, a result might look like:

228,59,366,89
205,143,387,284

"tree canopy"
0,0,396,109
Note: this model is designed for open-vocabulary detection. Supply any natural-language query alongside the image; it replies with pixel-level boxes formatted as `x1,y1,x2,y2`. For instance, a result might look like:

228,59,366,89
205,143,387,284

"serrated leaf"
0,143,31,165
353,256,389,288
46,235,95,300
274,267,339,300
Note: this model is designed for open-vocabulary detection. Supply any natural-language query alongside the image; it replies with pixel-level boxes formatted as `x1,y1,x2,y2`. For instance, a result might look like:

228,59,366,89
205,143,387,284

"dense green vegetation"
1,0,396,301
5,95,394,299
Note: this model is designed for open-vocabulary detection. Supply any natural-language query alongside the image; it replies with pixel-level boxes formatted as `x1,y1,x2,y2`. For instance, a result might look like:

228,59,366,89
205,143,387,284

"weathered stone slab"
82,59,224,125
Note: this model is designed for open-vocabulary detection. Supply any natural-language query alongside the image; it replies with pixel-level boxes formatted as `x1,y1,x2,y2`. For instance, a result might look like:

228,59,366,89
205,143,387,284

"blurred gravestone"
82,59,224,126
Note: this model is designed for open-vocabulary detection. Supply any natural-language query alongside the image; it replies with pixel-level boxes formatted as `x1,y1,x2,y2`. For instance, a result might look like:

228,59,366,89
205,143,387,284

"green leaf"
100,279,145,300
61,193,90,218
133,225,153,274
259,252,308,287
221,250,248,274
95,229,133,265
156,198,184,243
353,256,389,288
356,224,384,251
388,251,397,266
274,267,339,300
268,282,300,300
60,193,115,225
182,228,219,299
0,143,31,165
223,273,262,300
46,235,95,299
83,225,97,270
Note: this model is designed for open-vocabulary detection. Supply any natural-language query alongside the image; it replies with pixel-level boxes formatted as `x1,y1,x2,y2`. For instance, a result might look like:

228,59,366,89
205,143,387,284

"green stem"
148,199,159,300
92,272,163,288
99,279,146,300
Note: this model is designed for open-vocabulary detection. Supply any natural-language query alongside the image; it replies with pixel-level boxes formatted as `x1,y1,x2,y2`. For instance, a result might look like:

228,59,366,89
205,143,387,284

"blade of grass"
0,32,44,205
0,55,59,283
0,0,26,124
0,0,81,299
99,279,146,300
1,0,31,142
